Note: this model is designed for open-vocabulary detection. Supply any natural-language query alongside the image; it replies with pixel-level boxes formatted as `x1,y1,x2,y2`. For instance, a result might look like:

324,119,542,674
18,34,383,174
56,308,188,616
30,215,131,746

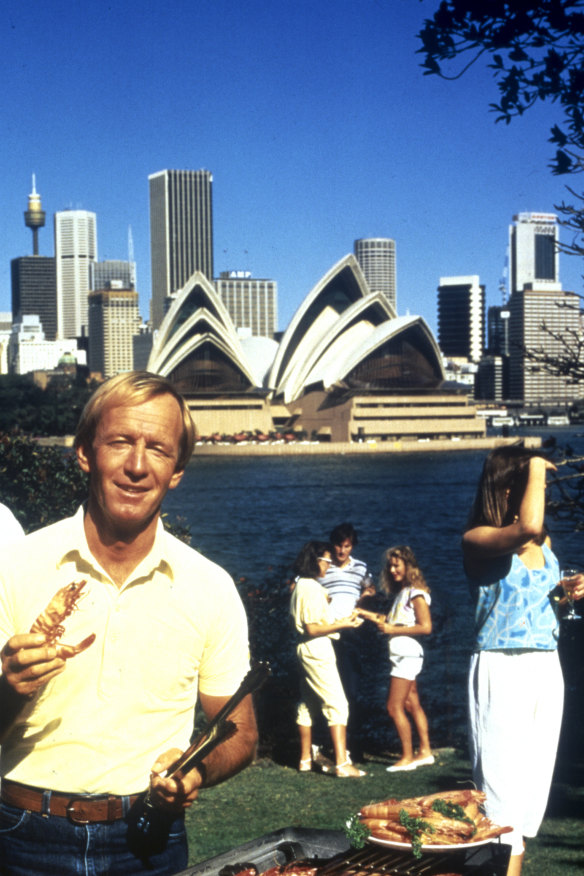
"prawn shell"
30,580,95,660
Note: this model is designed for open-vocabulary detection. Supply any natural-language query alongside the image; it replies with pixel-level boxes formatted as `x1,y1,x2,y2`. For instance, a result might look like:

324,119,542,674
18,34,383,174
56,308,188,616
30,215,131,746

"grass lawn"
184,748,584,875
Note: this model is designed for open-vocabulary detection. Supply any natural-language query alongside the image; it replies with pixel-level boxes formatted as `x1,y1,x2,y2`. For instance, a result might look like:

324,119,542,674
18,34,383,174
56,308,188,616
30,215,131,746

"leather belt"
1,779,140,824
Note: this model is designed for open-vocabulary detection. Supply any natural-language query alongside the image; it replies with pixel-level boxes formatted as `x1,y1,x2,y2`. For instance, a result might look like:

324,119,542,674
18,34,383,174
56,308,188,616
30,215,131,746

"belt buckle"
66,797,92,825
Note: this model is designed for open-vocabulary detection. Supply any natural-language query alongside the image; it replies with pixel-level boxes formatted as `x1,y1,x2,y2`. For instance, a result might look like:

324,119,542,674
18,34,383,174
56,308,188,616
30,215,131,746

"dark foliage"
235,565,299,757
0,375,96,436
0,432,88,533
418,0,584,174
0,431,198,541
555,183,584,288
546,441,584,531
161,514,194,544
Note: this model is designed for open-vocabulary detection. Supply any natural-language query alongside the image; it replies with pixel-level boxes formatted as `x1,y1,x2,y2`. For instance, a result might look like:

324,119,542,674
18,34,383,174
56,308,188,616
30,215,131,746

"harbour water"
163,431,584,752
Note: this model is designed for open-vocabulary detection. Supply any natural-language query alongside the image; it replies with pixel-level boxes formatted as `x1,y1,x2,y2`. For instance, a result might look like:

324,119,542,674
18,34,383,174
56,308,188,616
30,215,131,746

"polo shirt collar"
338,555,354,570
57,505,174,586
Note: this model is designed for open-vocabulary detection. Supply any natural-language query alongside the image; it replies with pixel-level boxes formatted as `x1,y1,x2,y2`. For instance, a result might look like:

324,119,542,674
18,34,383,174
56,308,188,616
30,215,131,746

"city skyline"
1,0,582,338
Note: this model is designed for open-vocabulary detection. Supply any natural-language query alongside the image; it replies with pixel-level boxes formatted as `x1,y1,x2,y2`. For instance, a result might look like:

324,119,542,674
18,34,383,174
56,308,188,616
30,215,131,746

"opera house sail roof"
147,255,445,404
267,254,443,402
147,272,260,394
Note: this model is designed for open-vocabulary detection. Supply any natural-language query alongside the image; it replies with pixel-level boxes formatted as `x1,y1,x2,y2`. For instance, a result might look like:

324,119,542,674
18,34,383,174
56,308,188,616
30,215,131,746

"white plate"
367,834,500,853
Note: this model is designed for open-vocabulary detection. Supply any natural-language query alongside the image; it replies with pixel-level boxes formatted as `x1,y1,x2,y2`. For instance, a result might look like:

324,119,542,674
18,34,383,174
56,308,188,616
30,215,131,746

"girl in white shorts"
358,546,433,772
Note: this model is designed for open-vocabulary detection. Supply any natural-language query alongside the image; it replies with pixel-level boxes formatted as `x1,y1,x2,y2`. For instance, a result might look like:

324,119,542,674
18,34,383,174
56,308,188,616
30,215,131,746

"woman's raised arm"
462,456,556,575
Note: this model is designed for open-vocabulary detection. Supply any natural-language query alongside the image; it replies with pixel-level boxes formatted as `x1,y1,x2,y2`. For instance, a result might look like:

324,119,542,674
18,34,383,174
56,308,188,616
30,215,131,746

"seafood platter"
178,790,512,876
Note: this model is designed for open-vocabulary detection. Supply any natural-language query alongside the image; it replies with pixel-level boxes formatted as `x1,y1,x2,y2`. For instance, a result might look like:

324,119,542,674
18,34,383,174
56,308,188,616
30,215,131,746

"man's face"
77,394,184,535
333,538,353,566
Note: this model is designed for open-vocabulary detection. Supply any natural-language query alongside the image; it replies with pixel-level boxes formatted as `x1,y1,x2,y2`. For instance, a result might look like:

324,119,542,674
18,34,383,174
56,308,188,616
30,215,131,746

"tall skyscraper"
12,179,57,340
475,355,507,402
437,275,485,363
487,305,511,356
11,257,57,341
509,212,560,296
508,286,581,402
354,238,396,310
484,305,511,399
55,210,97,339
149,169,214,329
88,282,140,378
215,271,277,338
90,259,136,291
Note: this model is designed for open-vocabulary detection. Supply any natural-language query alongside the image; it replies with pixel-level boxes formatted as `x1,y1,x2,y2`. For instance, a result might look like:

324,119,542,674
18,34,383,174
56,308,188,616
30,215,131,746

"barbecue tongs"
135,661,270,837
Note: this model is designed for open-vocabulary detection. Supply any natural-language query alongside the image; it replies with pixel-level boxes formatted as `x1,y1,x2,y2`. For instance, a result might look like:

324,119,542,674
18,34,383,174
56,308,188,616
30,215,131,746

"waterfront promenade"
192,435,542,455
37,434,542,455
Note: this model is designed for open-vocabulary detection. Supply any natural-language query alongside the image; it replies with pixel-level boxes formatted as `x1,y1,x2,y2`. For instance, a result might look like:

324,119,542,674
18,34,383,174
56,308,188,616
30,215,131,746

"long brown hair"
380,545,429,597
465,445,548,531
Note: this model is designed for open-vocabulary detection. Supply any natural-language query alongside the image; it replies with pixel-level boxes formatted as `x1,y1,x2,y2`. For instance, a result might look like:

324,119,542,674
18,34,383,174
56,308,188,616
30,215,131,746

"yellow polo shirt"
0,507,250,795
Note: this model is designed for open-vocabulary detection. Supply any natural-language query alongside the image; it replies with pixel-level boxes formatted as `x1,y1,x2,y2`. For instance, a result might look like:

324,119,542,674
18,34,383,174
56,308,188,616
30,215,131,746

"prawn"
30,580,96,659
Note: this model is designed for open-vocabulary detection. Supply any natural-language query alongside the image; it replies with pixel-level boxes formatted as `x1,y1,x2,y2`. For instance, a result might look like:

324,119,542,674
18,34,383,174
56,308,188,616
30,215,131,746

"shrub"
0,432,88,533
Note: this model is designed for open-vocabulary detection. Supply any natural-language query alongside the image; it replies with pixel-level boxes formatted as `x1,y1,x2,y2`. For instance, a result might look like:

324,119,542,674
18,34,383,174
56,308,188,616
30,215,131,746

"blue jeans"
0,800,188,875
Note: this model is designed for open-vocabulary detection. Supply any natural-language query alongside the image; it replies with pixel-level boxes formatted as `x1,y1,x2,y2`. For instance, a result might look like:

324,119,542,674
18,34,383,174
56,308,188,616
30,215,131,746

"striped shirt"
319,556,370,619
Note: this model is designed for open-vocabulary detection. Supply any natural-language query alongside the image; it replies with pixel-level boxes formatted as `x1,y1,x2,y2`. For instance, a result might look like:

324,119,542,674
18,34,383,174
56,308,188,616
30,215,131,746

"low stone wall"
194,435,542,456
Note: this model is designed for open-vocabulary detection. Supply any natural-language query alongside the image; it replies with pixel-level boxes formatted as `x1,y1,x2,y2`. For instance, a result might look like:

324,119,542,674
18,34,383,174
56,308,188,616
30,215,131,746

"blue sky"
1,0,581,335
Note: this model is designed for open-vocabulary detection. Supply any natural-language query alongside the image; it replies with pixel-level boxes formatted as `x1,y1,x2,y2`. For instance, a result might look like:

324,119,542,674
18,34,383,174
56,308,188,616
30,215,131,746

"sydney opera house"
147,254,486,443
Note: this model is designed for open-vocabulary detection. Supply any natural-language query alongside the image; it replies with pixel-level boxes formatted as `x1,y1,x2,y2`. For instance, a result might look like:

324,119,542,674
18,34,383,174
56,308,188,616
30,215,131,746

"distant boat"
493,416,515,427
547,415,570,426
517,413,545,426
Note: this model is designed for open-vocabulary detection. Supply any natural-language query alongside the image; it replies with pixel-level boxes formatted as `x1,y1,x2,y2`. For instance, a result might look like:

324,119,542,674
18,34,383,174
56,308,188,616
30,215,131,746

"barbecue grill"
180,826,511,876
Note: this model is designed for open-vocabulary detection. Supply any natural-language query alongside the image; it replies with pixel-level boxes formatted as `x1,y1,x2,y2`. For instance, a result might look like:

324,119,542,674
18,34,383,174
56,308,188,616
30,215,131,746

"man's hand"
0,633,66,742
148,692,257,813
148,749,203,812
1,633,65,696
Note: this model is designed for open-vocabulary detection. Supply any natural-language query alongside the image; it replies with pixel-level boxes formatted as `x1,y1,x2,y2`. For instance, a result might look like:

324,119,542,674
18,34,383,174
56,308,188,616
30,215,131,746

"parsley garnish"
431,799,477,836
344,814,370,849
398,808,434,858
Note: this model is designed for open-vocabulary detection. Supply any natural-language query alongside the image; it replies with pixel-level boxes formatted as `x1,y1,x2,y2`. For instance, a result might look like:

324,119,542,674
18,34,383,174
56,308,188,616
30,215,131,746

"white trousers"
468,649,564,856
296,645,349,727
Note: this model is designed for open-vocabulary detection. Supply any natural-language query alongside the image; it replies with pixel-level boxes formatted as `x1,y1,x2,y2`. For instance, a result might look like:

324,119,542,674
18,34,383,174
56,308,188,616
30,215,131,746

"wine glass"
560,568,581,621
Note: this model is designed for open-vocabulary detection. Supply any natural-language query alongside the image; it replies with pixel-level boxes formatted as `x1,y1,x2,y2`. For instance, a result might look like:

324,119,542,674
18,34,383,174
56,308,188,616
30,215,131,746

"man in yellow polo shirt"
0,372,257,875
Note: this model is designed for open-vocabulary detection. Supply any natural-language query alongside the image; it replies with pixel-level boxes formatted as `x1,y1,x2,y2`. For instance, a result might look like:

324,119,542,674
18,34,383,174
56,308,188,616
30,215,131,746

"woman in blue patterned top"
463,446,561,876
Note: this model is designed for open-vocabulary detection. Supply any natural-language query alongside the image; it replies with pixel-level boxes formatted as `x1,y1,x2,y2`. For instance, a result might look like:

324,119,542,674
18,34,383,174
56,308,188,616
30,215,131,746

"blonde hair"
75,371,196,472
380,545,429,597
